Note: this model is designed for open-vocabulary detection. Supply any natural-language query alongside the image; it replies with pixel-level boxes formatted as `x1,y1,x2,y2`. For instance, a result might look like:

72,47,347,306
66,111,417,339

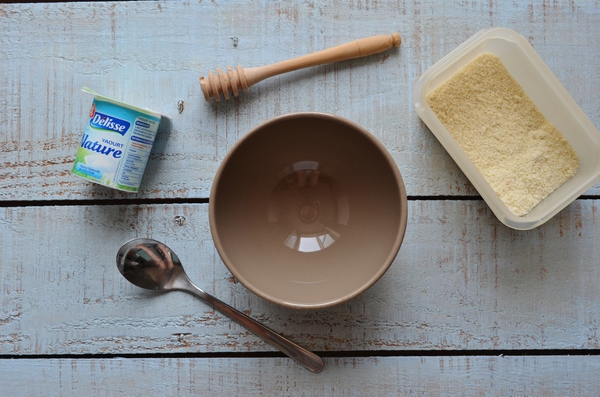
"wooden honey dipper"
200,33,401,101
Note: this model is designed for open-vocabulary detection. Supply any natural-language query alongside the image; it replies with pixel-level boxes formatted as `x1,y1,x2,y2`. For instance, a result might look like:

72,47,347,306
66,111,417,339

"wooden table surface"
2,1,600,395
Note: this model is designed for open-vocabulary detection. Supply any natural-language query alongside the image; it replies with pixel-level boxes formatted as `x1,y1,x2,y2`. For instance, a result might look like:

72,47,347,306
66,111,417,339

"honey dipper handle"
243,33,401,87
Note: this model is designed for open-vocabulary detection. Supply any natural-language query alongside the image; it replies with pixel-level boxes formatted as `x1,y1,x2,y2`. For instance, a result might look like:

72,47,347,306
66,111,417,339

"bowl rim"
209,112,408,309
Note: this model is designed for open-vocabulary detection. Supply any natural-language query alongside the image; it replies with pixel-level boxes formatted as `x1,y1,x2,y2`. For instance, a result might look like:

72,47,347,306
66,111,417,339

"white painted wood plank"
1,1,599,200
0,356,599,396
2,200,599,354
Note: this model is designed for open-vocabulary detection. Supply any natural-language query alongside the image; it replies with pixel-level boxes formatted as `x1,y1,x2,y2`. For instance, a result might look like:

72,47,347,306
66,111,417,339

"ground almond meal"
426,53,579,216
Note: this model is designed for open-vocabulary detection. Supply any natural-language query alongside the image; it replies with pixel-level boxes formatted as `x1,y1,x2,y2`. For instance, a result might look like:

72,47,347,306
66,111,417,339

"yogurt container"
72,87,163,192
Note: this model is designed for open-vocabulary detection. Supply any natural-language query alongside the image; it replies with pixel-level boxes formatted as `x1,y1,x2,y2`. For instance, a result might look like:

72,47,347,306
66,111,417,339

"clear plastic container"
413,28,600,230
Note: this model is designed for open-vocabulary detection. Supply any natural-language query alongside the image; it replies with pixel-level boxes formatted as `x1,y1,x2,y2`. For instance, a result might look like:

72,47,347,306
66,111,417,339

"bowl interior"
209,113,407,309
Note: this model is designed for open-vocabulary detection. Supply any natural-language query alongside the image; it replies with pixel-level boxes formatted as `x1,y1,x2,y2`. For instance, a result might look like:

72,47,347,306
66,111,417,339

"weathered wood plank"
0,356,599,396
1,1,599,200
2,200,599,354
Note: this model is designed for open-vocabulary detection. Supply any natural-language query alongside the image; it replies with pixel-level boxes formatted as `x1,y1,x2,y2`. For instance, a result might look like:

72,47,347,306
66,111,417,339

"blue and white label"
90,112,131,135
72,90,162,192
79,133,124,158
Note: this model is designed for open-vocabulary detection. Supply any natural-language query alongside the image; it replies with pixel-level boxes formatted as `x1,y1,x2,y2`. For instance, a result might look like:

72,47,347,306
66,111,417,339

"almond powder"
426,53,579,216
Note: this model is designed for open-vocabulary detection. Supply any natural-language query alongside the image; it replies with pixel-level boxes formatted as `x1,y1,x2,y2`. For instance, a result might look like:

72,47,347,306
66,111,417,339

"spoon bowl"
116,238,324,373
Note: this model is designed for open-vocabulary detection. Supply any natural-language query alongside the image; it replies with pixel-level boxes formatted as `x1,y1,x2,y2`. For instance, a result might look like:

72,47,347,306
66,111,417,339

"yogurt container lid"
81,87,163,119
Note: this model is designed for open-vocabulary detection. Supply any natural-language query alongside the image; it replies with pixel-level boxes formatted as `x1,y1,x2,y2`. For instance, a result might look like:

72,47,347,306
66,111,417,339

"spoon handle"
184,284,324,373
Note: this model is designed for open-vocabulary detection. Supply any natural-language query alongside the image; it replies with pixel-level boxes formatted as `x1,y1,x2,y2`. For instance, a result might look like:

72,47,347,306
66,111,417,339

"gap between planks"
1,348,600,360
2,196,600,208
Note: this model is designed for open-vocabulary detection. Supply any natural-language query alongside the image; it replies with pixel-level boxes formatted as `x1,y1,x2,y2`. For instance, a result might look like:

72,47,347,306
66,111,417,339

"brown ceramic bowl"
209,113,408,309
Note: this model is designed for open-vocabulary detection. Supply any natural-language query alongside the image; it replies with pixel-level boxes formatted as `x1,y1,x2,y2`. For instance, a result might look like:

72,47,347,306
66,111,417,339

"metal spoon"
116,237,324,373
